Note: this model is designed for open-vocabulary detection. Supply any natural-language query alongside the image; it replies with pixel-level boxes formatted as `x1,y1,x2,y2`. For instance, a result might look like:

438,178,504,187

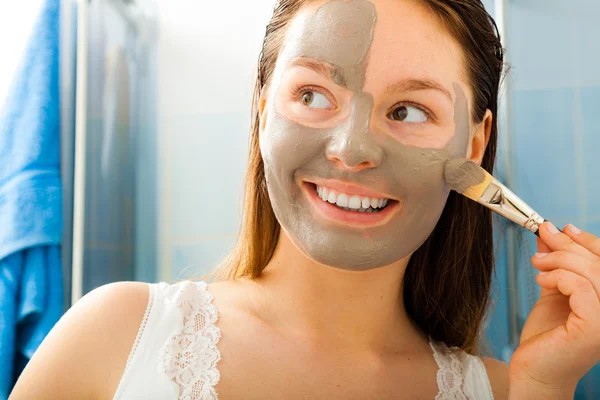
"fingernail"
538,272,548,276
569,224,582,234
535,252,549,258
547,223,560,234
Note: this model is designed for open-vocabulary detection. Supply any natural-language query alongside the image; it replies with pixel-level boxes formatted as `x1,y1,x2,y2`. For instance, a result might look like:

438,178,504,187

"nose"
325,94,383,172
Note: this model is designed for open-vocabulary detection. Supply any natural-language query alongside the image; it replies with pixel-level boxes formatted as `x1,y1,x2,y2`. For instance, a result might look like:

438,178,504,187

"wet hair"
208,0,505,354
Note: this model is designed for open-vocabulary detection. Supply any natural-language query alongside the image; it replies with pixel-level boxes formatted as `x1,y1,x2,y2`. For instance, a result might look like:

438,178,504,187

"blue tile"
508,3,577,90
509,2,600,91
579,87,600,219
583,221,600,238
576,362,600,400
168,113,248,239
511,88,581,221
481,0,494,18
485,218,512,360
573,6,600,88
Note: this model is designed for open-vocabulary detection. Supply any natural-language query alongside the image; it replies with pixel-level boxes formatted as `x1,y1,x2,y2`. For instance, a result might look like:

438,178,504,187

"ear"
467,109,492,165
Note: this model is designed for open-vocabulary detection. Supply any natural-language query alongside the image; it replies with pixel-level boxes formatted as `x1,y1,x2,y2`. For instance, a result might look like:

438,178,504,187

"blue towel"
0,0,63,397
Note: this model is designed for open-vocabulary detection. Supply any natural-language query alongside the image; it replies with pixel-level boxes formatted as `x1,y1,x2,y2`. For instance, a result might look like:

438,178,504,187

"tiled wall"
156,0,275,281
486,1,600,397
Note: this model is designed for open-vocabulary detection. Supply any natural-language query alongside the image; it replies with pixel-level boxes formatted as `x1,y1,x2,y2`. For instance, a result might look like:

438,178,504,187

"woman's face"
260,0,482,271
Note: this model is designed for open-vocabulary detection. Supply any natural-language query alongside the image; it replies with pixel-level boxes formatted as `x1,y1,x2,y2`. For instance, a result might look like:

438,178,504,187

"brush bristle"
444,158,493,201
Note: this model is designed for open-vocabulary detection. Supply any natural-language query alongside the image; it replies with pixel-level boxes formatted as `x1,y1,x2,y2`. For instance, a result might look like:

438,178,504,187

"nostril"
329,158,376,173
325,145,383,172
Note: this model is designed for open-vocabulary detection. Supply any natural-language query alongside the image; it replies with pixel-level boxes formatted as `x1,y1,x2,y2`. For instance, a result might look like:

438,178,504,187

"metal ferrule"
478,178,545,234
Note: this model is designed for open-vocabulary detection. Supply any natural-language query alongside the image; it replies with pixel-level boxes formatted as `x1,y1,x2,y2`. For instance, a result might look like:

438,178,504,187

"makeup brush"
444,158,547,236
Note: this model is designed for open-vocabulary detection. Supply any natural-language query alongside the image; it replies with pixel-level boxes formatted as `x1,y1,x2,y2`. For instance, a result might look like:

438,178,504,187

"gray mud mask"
260,0,471,271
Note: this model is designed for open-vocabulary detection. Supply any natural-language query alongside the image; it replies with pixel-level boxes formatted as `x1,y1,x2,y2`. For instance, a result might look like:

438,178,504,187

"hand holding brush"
445,158,600,398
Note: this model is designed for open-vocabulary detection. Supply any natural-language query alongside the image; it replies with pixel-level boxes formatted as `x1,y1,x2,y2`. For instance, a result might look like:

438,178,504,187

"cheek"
404,167,449,207
384,124,458,150
260,106,326,182
383,139,451,202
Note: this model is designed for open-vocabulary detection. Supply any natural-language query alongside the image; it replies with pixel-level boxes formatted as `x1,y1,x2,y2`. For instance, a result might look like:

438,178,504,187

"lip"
302,181,401,228
305,178,398,200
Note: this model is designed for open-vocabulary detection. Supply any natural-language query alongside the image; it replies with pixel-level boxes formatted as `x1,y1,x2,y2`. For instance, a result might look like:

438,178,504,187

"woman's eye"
300,91,333,109
388,105,428,123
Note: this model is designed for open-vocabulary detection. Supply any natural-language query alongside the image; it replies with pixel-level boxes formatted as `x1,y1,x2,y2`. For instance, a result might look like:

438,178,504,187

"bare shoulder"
10,281,150,400
205,278,256,313
481,357,509,400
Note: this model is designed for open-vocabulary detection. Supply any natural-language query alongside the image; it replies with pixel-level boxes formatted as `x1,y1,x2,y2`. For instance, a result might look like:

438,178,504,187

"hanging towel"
0,0,63,397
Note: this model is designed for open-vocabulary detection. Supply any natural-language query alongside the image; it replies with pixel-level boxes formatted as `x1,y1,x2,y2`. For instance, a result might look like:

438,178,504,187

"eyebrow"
289,57,347,87
385,78,453,103
289,57,454,103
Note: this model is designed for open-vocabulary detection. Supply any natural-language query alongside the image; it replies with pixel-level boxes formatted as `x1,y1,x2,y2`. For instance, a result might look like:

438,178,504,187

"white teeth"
327,191,337,204
348,195,361,209
315,185,389,210
336,193,349,207
361,197,370,209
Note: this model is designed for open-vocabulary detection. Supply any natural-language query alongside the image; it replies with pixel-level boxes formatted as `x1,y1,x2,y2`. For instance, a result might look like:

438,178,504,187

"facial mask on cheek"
260,0,472,271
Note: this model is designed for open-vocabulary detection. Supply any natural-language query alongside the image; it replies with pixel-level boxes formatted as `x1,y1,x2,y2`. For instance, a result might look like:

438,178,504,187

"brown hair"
207,0,505,355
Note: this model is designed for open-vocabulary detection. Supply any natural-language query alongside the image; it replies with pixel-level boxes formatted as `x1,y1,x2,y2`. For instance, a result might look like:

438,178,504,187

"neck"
249,230,429,354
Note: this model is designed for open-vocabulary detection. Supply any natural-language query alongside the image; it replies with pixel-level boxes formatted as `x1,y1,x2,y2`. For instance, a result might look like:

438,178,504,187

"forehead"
282,0,376,69
280,0,466,97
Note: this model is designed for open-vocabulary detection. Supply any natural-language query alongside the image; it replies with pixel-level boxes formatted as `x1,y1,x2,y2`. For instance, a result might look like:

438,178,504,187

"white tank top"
112,280,494,400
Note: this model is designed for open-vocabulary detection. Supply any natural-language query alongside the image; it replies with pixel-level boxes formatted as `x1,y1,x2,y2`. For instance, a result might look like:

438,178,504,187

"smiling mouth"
309,183,394,213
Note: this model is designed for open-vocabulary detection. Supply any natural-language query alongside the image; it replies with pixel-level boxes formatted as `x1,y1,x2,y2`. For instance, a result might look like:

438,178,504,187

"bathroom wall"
155,0,275,281
504,1,600,397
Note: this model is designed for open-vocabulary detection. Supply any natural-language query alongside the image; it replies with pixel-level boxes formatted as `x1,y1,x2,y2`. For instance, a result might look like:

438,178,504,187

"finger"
563,224,600,258
538,222,597,261
532,251,600,297
536,236,560,297
536,269,600,323
537,236,551,254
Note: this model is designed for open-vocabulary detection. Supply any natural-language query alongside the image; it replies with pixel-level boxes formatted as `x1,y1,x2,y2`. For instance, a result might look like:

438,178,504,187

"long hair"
205,0,505,355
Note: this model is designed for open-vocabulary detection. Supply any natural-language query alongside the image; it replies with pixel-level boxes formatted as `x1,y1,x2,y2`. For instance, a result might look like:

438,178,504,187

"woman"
11,0,600,399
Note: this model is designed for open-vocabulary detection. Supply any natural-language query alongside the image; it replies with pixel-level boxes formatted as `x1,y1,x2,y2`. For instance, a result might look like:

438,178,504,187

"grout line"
170,234,238,245
515,82,600,93
570,11,587,228
572,86,587,228
584,216,600,224
156,55,172,284
164,121,173,283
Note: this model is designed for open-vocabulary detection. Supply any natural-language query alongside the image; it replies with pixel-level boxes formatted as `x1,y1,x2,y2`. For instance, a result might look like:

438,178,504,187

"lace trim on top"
429,338,470,400
159,281,222,400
